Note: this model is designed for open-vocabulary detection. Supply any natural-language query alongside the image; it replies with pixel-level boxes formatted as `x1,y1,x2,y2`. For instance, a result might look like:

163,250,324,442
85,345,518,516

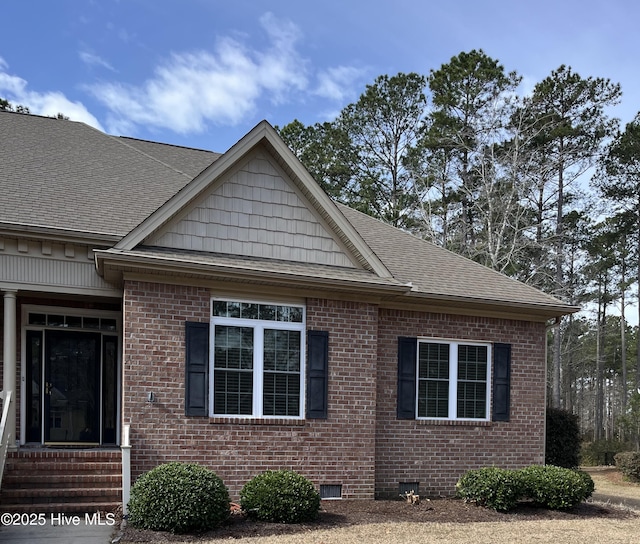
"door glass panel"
26,331,43,443
45,331,101,443
102,336,118,444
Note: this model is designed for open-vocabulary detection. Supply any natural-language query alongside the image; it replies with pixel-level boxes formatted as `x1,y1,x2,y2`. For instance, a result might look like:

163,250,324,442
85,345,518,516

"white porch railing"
0,390,13,490
122,424,131,515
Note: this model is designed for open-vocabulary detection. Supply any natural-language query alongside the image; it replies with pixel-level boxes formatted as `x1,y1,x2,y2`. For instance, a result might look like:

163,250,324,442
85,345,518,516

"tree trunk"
552,156,565,409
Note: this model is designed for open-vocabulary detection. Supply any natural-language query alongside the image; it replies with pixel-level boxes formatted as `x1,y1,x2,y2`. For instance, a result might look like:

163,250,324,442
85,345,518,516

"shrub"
614,451,640,482
455,467,523,512
546,408,580,468
128,462,230,533
240,470,320,523
581,439,630,466
520,465,594,509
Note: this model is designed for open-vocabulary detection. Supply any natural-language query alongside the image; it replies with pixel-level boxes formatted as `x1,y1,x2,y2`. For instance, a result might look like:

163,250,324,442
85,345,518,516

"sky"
2,0,640,154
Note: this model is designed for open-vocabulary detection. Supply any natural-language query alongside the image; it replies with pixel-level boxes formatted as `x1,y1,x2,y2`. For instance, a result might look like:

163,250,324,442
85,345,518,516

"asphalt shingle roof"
337,203,571,310
1,112,575,314
0,112,218,237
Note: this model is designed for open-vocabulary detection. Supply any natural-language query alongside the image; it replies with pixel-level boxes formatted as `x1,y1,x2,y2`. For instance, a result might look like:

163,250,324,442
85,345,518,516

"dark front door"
44,330,101,444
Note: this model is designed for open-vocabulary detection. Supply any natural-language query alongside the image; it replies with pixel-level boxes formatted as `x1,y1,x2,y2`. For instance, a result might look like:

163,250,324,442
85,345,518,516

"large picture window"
211,299,305,418
417,339,491,421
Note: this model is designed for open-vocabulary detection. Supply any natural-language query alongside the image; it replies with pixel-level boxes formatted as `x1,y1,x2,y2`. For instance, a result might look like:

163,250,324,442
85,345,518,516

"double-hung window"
211,299,305,418
417,339,491,421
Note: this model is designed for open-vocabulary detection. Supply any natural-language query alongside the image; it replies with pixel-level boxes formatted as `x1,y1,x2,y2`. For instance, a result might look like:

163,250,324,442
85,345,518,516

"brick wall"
375,308,547,498
123,281,378,499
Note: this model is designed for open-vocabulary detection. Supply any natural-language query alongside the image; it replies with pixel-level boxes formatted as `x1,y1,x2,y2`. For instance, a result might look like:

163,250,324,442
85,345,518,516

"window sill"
415,419,492,427
209,417,306,426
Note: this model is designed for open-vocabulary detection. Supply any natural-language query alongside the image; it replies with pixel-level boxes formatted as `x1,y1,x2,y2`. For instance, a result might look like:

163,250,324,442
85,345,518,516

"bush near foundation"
520,465,594,509
614,451,640,482
457,465,594,511
455,467,523,512
128,462,230,533
240,469,321,523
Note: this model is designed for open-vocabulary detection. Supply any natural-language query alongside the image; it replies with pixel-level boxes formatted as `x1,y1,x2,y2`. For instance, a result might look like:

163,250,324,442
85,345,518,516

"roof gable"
145,148,359,267
115,121,392,276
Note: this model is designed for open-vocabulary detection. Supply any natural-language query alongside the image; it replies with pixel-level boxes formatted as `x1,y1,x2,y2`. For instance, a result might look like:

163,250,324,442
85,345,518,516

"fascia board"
94,249,408,295
382,290,580,319
0,222,121,245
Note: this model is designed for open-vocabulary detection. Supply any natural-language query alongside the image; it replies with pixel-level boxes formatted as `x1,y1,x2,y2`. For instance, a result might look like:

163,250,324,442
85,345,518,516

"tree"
337,72,428,229
276,119,356,200
523,65,621,409
1,96,67,119
422,50,522,256
594,113,640,390
0,97,30,113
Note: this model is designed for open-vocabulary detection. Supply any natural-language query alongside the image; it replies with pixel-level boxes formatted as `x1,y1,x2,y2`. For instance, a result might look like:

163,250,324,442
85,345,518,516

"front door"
25,322,119,445
44,330,101,444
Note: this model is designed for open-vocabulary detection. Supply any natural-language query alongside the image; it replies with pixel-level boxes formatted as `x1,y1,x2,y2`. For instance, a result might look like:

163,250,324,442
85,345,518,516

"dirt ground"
119,468,640,543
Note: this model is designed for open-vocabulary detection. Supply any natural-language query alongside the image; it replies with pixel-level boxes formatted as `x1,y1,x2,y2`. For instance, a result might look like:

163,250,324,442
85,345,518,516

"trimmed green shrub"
614,451,640,482
581,439,630,466
128,462,230,533
240,470,320,523
546,408,580,468
520,465,594,509
455,467,523,512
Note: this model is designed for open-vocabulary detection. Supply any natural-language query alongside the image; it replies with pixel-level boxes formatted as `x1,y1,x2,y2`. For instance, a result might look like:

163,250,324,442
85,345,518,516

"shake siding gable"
146,150,357,268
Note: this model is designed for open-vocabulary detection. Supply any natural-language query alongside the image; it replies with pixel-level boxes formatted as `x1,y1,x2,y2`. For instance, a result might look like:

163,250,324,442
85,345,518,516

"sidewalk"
0,514,117,543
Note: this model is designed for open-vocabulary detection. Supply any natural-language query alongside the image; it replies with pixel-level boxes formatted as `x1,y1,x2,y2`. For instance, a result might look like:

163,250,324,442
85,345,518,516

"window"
210,299,305,418
417,339,491,421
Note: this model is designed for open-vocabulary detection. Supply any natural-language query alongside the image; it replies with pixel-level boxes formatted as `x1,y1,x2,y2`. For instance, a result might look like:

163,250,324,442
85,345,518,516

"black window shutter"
492,343,511,422
306,330,329,419
185,321,210,417
397,337,417,419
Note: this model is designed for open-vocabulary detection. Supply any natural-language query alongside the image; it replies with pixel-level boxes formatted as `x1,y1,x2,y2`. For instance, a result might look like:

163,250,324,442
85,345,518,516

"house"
0,110,577,511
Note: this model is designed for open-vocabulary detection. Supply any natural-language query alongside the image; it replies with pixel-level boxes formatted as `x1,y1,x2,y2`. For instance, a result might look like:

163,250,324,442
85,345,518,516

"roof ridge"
118,135,220,155
110,135,200,180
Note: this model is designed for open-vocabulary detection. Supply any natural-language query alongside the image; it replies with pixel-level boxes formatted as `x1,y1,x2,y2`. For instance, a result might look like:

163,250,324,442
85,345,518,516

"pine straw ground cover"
117,468,640,544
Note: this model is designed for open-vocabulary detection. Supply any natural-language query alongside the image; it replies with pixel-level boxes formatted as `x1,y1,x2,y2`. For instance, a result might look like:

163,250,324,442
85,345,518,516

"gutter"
94,249,410,296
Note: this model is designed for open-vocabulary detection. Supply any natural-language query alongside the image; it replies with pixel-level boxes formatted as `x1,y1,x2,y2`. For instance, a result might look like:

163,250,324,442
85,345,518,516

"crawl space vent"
320,484,342,499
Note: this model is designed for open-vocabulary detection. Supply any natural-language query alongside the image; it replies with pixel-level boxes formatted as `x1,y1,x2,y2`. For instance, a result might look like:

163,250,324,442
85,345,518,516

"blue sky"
1,0,639,153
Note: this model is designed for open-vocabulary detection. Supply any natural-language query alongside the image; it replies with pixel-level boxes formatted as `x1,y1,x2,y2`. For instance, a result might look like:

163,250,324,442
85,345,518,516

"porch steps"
0,449,121,514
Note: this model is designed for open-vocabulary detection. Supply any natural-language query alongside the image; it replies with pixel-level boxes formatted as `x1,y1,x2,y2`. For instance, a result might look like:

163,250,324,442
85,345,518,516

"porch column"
2,290,17,451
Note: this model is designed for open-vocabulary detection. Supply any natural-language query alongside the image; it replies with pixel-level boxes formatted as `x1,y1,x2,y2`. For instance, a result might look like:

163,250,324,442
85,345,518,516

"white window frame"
209,298,306,419
416,338,492,422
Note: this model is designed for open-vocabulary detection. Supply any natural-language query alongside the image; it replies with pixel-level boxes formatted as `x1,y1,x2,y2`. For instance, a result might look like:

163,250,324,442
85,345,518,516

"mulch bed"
119,495,639,542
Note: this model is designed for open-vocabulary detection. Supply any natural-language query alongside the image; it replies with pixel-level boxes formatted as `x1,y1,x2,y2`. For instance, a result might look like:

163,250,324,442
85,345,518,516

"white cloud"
79,50,115,72
89,13,310,135
0,60,104,130
315,66,368,102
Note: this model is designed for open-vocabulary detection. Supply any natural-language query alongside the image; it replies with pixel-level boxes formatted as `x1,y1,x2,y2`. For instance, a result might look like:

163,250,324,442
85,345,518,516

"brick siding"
375,308,546,498
4,284,547,501
123,282,378,499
